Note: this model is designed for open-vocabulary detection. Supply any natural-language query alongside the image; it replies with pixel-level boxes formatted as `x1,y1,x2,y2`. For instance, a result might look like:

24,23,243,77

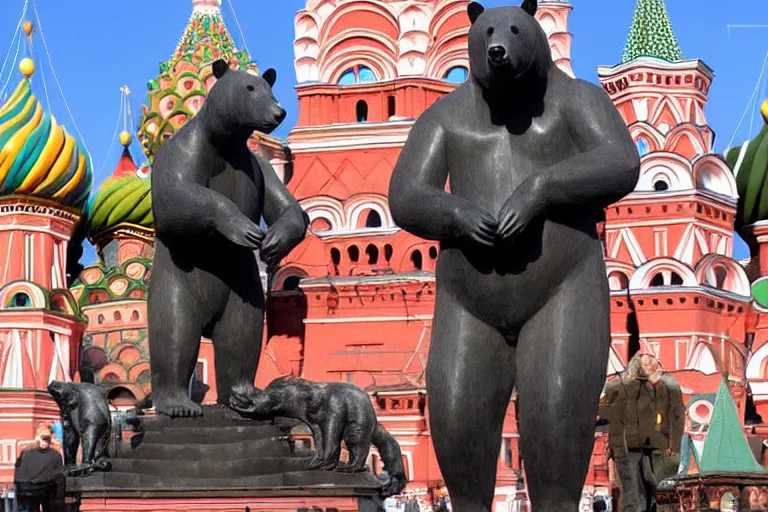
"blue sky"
0,0,767,264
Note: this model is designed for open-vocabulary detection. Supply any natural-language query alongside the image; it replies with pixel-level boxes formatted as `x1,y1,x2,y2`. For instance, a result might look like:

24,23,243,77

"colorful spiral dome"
0,77,92,209
86,167,153,238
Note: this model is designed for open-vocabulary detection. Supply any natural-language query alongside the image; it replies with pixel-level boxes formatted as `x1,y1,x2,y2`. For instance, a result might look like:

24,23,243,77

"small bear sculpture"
47,381,112,477
229,377,408,497
388,1,640,510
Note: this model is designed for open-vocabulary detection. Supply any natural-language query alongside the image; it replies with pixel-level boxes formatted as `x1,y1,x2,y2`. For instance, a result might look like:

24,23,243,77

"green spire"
698,379,764,474
621,0,684,63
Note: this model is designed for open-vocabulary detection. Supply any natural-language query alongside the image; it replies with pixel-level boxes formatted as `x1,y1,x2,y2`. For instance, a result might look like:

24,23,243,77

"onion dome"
725,99,768,229
137,0,257,159
69,258,151,307
86,147,153,240
0,65,93,210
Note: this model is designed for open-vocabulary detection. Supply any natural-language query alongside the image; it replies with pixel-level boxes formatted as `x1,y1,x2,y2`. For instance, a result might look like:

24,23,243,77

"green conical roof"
621,0,684,63
698,379,764,474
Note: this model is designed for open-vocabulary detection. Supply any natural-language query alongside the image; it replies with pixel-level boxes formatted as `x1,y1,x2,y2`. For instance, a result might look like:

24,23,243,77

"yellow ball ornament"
23,21,34,37
119,131,133,146
19,58,35,78
761,99,768,125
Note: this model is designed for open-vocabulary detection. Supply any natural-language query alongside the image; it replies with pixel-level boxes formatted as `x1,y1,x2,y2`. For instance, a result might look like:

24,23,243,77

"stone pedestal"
66,405,383,512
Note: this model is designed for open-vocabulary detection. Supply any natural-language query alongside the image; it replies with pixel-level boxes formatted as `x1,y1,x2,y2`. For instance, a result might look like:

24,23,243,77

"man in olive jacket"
598,353,685,512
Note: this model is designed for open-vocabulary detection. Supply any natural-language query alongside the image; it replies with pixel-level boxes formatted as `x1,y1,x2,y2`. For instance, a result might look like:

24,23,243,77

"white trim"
0,323,73,335
0,225,71,239
377,415,424,422
607,218,735,237
304,314,433,324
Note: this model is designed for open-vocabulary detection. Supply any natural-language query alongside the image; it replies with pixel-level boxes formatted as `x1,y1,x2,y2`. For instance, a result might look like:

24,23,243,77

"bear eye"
246,85,255,91
510,25,519,34
486,27,494,36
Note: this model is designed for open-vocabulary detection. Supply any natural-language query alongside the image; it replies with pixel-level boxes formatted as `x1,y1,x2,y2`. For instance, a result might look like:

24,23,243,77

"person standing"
598,353,685,512
13,426,63,512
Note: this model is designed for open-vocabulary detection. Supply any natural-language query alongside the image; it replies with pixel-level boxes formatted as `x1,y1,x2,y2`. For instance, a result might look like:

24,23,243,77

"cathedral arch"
628,123,664,155
321,1,399,44
346,195,392,229
629,258,697,290
322,49,397,84
747,343,768,380
430,1,470,43
112,344,142,366
606,262,635,291
664,124,707,159
692,155,738,199
634,153,694,193
0,281,48,310
302,197,344,232
694,254,750,297
272,267,309,292
685,341,721,375
128,361,150,383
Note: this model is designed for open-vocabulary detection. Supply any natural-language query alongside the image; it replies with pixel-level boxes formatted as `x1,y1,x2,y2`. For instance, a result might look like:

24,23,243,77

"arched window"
331,248,341,266
311,217,332,232
331,248,341,275
337,66,377,85
429,247,438,259
114,311,122,322
338,70,356,85
348,245,360,263
388,96,396,118
444,66,468,84
608,271,629,290
411,250,423,271
8,292,31,308
653,180,669,191
282,275,302,291
366,245,379,265
650,271,684,287
365,210,382,228
384,244,393,262
636,137,650,156
97,314,105,324
356,100,368,122
714,266,728,289
131,310,140,321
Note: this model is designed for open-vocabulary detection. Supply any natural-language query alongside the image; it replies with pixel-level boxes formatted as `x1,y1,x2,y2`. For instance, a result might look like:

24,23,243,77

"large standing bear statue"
148,59,308,418
388,1,640,511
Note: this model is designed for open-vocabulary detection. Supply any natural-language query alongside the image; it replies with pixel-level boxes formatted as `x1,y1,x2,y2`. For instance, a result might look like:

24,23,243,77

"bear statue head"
205,59,287,136
467,0,551,89
48,380,78,409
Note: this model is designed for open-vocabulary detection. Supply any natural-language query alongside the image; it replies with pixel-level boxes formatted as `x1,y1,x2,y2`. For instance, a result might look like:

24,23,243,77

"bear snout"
487,45,509,66
274,107,287,123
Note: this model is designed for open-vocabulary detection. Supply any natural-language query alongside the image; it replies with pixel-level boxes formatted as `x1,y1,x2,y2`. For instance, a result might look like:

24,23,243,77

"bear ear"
467,2,485,24
521,0,537,16
262,68,277,88
212,59,230,79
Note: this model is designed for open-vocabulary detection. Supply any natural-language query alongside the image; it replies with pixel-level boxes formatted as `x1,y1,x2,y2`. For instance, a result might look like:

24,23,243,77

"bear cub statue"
47,381,112,477
388,0,640,510
148,59,308,418
230,377,408,498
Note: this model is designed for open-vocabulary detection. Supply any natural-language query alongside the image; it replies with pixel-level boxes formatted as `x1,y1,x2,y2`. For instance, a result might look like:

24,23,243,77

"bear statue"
148,59,308,418
230,377,408,497
388,1,640,511
47,381,112,476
